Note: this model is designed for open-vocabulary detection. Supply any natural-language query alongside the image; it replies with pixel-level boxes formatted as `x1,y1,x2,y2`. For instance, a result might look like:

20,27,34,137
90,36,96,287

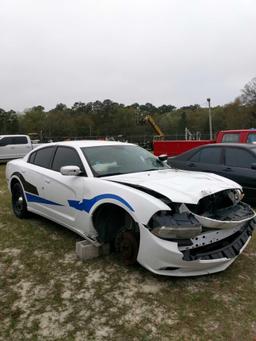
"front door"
0,136,15,159
41,146,91,234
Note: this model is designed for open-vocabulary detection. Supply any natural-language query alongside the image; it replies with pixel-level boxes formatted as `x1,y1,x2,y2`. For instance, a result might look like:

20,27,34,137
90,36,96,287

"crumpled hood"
105,169,241,204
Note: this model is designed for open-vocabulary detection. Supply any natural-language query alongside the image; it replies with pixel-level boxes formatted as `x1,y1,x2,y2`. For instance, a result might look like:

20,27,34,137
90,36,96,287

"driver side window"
51,146,86,174
189,151,201,162
0,137,13,146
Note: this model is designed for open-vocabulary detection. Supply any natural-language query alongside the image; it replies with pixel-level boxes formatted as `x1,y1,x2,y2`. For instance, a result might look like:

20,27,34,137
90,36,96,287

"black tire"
118,230,139,265
12,183,29,218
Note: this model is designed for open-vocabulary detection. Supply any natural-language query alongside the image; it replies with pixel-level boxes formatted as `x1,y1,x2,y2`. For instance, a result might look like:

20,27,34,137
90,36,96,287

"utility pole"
207,98,213,140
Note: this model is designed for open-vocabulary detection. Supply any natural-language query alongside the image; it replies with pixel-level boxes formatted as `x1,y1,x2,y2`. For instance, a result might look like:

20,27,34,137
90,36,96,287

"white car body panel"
106,169,240,204
190,212,251,229
5,140,256,277
137,224,245,277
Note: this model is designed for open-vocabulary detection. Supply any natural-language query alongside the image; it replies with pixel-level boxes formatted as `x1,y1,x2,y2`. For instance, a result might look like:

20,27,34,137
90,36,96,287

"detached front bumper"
137,218,256,277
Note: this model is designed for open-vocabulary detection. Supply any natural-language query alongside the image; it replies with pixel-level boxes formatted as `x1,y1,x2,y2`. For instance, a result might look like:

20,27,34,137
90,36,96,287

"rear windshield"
221,133,240,143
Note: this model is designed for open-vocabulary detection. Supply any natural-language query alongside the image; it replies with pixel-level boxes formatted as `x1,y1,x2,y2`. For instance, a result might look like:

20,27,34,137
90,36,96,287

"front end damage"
137,189,256,276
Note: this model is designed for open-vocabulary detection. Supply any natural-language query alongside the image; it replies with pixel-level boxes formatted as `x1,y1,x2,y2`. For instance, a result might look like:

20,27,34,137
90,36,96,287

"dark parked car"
168,143,256,203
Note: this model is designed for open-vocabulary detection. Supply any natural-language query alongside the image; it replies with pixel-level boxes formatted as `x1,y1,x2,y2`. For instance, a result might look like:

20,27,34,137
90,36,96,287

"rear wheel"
12,183,29,218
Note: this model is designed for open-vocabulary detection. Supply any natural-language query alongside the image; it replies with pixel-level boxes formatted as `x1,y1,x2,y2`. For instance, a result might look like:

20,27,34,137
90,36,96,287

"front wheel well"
92,203,139,245
10,178,21,191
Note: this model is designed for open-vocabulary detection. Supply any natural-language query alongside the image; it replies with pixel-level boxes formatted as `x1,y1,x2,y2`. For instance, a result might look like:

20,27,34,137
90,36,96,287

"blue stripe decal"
25,193,63,206
68,194,134,213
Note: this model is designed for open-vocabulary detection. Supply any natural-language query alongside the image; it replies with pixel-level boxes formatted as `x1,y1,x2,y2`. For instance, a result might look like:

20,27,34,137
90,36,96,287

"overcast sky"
0,0,256,111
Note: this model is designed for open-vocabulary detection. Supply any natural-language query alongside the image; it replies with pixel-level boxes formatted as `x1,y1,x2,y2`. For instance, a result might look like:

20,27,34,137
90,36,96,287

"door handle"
188,162,195,167
223,167,232,172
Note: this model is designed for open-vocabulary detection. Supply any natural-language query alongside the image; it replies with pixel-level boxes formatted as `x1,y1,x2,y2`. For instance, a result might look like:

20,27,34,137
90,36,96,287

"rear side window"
247,133,256,143
12,136,28,144
52,147,85,173
225,148,256,168
33,147,55,168
221,133,240,143
199,148,222,164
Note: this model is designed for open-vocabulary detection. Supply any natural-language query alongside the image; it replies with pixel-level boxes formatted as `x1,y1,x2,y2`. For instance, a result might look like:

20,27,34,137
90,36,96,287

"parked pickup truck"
0,135,42,161
154,129,256,157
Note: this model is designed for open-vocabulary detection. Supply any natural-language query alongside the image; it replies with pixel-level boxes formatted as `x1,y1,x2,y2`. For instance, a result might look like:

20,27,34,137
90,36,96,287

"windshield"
81,145,169,177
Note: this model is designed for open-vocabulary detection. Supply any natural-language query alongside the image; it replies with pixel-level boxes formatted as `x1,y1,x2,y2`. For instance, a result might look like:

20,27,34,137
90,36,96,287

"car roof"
218,129,256,133
201,143,256,149
47,140,134,148
173,142,256,160
0,134,27,138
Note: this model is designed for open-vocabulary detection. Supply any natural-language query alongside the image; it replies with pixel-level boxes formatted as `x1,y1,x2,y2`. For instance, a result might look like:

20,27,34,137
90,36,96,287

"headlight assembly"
227,189,244,204
148,211,202,240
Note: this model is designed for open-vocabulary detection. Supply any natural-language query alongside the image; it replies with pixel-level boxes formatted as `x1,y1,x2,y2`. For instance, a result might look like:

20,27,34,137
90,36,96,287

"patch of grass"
0,164,256,340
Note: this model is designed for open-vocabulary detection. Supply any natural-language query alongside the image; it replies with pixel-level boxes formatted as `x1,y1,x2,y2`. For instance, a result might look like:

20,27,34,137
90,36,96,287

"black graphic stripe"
12,172,39,195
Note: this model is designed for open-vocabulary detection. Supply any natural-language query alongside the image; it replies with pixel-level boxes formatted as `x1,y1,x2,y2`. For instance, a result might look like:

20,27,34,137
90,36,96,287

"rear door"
222,147,256,201
25,146,57,213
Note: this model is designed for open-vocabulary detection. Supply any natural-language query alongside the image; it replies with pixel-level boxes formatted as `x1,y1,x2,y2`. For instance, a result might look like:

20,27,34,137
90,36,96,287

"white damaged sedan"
6,141,256,276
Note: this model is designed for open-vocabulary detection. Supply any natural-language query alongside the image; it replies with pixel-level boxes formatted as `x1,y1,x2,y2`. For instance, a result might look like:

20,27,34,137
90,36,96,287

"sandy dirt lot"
0,164,256,340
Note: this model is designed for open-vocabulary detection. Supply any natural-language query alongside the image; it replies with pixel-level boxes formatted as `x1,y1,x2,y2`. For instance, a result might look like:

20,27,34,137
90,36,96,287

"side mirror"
251,163,256,170
0,141,6,147
60,165,81,176
158,154,168,162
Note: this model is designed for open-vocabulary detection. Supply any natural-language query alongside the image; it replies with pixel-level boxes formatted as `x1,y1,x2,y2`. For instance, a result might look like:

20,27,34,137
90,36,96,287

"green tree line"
1,78,256,141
